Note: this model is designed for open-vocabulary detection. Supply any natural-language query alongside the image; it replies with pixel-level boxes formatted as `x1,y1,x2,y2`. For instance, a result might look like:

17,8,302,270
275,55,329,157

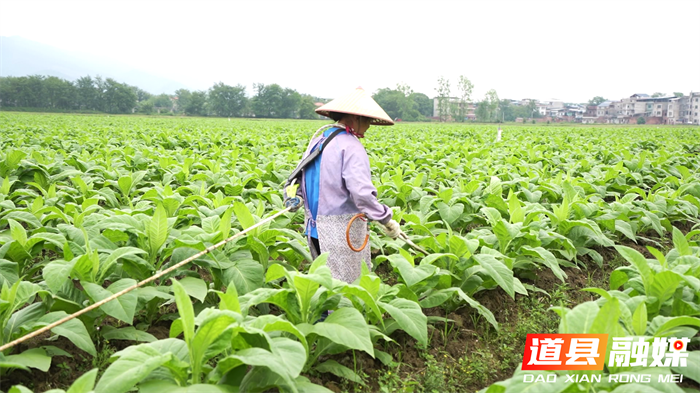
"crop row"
0,113,699,392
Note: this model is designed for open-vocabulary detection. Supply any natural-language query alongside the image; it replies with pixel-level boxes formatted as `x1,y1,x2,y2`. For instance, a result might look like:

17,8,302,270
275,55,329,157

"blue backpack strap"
285,128,344,188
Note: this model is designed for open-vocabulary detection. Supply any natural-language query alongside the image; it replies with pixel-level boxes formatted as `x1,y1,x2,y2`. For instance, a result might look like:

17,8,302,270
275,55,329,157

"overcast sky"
1,0,699,103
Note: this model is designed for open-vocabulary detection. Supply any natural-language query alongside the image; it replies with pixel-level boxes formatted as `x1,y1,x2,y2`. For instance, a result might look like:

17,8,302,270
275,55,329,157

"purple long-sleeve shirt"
297,124,392,283
301,130,392,224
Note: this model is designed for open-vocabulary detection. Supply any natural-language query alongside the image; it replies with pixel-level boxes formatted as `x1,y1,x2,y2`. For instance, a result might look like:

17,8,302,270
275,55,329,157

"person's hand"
381,219,401,239
284,197,303,212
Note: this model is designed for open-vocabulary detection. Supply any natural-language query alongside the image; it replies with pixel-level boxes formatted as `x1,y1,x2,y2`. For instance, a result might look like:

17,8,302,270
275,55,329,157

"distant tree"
152,94,172,109
499,99,514,122
409,92,432,118
186,91,207,116
76,76,98,110
0,77,15,107
208,82,247,117
456,75,474,122
44,76,76,110
138,100,154,114
525,99,539,118
133,87,152,103
102,78,137,113
372,85,422,121
252,84,283,118
435,76,451,121
512,104,533,120
673,92,684,98
175,89,191,113
651,92,665,98
637,117,646,124
395,83,421,121
485,89,500,122
373,88,403,119
281,88,302,118
588,96,607,106
17,75,48,108
299,94,317,119
475,101,489,122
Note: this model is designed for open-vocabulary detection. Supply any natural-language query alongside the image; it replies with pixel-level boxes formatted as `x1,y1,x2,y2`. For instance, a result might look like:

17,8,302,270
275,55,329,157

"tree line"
0,75,321,119
0,73,555,122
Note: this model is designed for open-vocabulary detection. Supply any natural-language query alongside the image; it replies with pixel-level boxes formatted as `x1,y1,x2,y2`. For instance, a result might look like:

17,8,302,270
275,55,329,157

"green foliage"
588,96,607,106
1,114,700,393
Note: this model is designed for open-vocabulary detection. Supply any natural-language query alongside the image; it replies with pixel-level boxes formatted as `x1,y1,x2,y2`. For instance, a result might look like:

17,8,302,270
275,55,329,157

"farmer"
284,87,400,284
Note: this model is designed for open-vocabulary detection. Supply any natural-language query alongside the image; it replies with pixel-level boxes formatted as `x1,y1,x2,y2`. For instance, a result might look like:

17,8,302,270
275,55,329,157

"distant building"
596,101,613,117
689,92,700,125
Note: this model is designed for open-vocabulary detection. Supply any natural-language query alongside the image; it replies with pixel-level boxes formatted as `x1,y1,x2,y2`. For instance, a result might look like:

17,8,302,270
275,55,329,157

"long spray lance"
0,207,291,353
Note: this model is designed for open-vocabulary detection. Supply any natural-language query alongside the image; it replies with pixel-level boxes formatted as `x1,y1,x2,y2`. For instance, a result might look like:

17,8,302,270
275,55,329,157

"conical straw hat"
316,87,394,126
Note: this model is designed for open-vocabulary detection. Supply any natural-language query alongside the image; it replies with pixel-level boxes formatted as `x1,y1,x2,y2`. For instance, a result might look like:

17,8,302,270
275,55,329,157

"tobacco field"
0,112,699,393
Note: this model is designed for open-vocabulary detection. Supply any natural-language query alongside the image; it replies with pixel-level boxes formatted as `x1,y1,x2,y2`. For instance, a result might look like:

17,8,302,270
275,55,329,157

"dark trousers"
310,237,320,257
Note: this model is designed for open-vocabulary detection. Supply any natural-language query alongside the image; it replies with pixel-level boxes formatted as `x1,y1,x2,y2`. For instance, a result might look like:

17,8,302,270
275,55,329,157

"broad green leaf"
148,204,169,256
672,351,700,383
420,288,455,308
556,301,599,334
474,254,514,298
609,270,629,290
179,276,207,303
117,175,133,197
500,369,572,393
102,326,157,342
632,302,647,336
315,360,366,384
248,315,309,353
615,246,653,292
67,368,98,393
83,279,137,324
140,382,235,393
99,247,147,281
293,275,318,320
339,284,383,322
43,259,77,293
521,246,567,283
191,310,239,378
94,345,171,393
507,191,524,223
37,311,96,356
220,339,306,392
647,271,683,315
5,348,51,372
455,288,499,330
233,201,255,229
4,211,42,229
385,254,436,288
223,259,264,295
219,206,233,240
312,307,374,357
673,227,691,256
378,298,427,346
590,297,621,335
437,202,463,226
265,263,288,282
609,384,665,393
8,219,27,248
308,252,329,274
217,283,241,313
651,316,700,337
171,279,195,344
615,220,637,242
